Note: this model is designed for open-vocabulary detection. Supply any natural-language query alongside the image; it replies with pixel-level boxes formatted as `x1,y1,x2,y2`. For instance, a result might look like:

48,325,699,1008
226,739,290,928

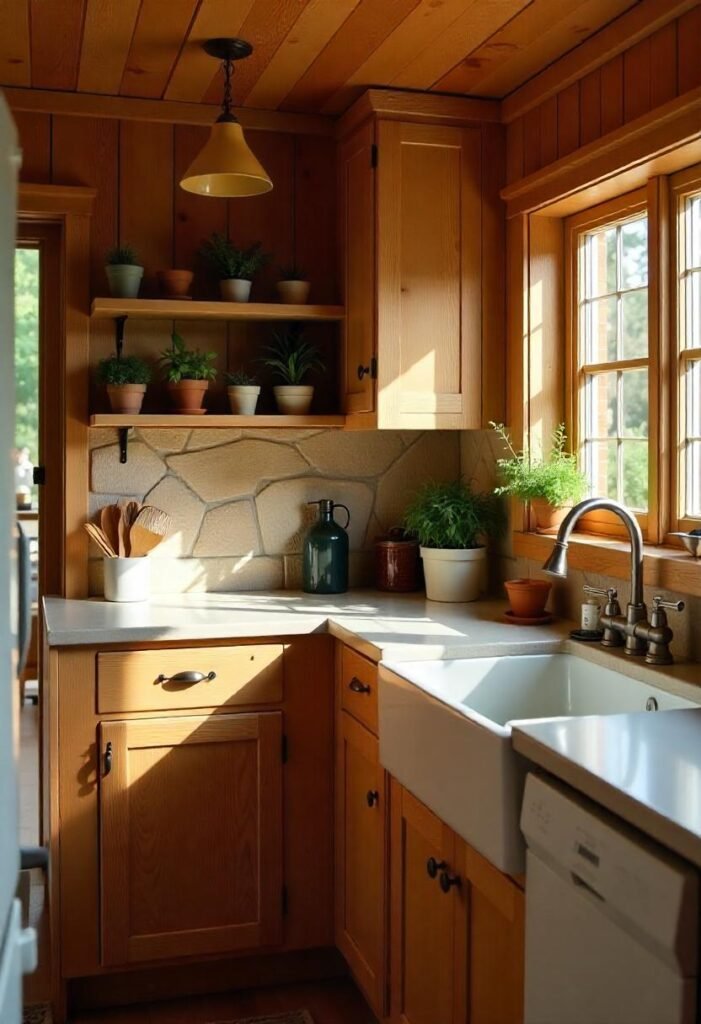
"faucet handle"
584,585,620,618
652,595,685,612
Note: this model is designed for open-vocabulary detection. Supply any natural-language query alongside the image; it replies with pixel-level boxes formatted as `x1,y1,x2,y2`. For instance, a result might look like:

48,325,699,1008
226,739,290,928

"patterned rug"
210,1013,313,1024
23,1007,51,1024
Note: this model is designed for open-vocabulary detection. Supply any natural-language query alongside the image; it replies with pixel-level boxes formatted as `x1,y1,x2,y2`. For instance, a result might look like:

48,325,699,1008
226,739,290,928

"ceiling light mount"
202,38,253,63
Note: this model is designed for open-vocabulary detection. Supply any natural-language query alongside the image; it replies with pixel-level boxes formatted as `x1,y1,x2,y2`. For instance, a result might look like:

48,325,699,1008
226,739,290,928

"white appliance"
521,773,699,1024
0,94,38,1022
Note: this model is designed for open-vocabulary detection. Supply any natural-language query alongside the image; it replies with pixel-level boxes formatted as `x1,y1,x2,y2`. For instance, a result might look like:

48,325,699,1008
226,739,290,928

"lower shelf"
89,413,347,428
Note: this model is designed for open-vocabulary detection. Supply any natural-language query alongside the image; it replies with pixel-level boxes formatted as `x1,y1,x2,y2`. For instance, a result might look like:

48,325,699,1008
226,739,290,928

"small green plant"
490,422,589,506
97,355,152,387
161,331,217,383
225,368,258,386
262,329,325,385
403,480,504,550
199,234,268,280
106,244,139,266
278,263,307,281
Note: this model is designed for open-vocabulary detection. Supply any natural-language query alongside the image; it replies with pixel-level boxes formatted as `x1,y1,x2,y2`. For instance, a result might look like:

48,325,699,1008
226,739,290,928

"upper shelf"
91,297,346,322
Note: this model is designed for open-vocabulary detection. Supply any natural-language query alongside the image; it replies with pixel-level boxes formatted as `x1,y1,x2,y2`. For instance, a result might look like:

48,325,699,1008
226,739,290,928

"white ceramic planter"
276,280,311,304
105,264,143,299
103,556,150,603
220,278,252,302
227,385,261,415
420,546,486,602
273,385,314,415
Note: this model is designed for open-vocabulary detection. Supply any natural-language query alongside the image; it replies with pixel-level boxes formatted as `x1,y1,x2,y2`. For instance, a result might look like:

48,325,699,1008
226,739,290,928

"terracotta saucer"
503,609,553,626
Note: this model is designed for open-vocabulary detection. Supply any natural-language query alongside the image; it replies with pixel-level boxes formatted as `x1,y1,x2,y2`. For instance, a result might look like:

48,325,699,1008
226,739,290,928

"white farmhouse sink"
379,654,699,874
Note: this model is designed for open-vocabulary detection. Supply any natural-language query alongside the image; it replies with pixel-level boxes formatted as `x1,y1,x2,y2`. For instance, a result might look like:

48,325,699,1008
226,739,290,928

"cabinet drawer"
340,646,378,734
97,644,284,713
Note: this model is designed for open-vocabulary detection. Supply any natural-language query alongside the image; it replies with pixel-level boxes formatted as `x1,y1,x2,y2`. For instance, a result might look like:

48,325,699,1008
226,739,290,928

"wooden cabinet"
99,712,283,966
338,92,506,430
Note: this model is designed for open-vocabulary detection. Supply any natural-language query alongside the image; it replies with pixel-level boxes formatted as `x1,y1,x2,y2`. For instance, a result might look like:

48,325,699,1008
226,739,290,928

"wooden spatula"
133,505,172,537
129,524,164,557
84,522,117,558
123,500,141,527
117,505,130,557
100,505,121,555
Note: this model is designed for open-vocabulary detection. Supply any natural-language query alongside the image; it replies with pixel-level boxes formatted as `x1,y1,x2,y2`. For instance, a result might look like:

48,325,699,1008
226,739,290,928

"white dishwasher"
521,773,699,1024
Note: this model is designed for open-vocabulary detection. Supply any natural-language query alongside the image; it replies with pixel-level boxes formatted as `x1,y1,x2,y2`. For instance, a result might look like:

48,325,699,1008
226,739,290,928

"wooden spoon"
129,523,165,557
123,500,141,527
117,505,130,557
100,505,121,555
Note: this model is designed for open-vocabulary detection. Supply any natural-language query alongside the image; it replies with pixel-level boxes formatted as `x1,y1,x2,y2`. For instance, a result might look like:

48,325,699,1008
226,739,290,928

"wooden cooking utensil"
133,505,172,537
84,522,117,558
100,505,121,555
124,500,141,527
117,505,130,557
129,523,165,557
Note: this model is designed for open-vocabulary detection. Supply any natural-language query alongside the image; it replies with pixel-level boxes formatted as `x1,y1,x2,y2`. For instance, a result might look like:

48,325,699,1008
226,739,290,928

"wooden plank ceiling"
1,0,641,115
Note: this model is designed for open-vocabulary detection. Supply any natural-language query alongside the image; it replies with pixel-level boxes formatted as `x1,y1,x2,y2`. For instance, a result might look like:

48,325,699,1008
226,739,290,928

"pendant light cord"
218,57,236,123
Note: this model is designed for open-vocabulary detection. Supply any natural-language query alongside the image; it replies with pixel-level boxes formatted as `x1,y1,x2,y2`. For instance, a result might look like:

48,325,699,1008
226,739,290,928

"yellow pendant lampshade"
179,37,273,199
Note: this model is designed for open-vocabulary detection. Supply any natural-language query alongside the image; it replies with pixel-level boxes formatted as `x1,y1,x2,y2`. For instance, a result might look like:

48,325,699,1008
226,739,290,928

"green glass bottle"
303,499,351,594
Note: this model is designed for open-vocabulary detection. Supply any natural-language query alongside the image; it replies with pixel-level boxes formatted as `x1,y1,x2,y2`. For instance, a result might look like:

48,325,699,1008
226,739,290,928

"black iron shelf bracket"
118,427,129,465
114,315,128,359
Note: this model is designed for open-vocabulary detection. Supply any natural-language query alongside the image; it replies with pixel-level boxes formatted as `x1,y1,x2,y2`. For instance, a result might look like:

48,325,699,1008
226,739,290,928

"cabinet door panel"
377,121,482,429
100,712,283,966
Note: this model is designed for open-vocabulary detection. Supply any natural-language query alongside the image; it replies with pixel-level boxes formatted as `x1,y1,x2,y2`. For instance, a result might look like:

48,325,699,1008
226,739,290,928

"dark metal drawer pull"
348,676,371,695
103,741,113,776
366,790,380,808
439,871,461,893
426,857,446,879
156,670,216,685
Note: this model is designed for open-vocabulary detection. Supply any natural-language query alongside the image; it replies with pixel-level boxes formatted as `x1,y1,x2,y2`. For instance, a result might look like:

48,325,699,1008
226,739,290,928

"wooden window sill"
513,531,701,599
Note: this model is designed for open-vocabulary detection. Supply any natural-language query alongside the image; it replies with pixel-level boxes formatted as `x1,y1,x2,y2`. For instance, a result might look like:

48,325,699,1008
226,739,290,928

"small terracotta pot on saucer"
157,269,194,299
504,578,552,619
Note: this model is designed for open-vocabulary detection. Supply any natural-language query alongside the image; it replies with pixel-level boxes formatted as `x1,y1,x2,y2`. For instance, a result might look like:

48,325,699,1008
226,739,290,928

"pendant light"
179,38,273,197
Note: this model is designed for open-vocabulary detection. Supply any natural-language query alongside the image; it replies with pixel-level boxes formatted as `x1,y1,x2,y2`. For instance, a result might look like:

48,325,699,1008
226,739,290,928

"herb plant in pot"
403,480,504,602
276,264,311,305
491,422,589,534
105,244,143,299
199,234,268,302
161,331,217,414
97,355,152,414
225,369,260,415
262,329,325,415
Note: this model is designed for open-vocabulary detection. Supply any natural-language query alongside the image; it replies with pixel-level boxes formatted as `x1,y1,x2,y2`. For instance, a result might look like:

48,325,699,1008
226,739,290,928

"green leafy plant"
490,422,589,506
225,368,258,386
199,234,268,280
106,244,140,266
403,480,504,550
160,331,217,383
278,263,307,281
261,330,325,385
97,355,152,387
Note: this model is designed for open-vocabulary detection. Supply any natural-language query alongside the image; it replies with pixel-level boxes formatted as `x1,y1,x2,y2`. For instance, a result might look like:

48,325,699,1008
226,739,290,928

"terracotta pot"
106,383,146,415
504,578,552,618
220,278,252,302
157,269,193,298
167,380,209,414
273,385,314,415
227,385,260,415
276,280,311,304
531,498,570,534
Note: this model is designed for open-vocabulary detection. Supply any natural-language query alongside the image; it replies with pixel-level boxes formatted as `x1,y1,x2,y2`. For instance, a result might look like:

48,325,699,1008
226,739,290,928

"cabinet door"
377,120,482,429
339,119,376,417
390,781,467,1024
335,710,388,1016
99,712,283,966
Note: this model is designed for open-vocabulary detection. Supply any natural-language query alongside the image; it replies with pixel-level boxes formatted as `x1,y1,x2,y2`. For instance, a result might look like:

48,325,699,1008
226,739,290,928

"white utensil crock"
103,556,150,602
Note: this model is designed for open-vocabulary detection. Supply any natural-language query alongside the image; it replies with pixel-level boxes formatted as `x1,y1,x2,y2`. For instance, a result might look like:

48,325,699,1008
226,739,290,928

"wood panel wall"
506,7,701,184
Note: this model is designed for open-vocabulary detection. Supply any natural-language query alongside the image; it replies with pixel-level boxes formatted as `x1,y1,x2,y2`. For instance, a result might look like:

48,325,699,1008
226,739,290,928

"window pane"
622,441,648,510
684,268,701,350
583,296,617,362
620,218,648,288
689,195,701,270
686,441,701,517
621,369,648,438
585,372,617,438
587,440,617,500
621,289,648,357
585,226,617,297
688,359,701,439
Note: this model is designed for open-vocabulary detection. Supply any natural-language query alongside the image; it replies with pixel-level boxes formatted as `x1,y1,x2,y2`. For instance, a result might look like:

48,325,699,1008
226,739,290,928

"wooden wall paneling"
481,123,507,426
506,213,529,533
649,21,678,109
557,82,580,159
678,5,701,94
539,95,559,168
623,37,652,123
14,111,51,183
600,53,624,135
173,124,228,298
77,0,142,95
294,135,338,304
579,68,602,146
506,118,525,185
523,105,542,177
29,0,85,90
120,0,200,99
119,120,174,296
0,0,31,87
164,0,257,103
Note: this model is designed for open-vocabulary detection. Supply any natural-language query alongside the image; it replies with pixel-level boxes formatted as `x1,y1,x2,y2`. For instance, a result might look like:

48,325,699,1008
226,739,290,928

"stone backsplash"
89,427,460,594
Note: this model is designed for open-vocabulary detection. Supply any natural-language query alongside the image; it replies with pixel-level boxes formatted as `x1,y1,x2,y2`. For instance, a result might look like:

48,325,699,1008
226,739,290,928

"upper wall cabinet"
338,91,506,430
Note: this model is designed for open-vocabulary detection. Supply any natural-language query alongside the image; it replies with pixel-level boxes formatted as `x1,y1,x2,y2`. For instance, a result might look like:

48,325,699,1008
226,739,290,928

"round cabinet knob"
366,790,380,808
426,857,447,879
357,364,371,380
439,871,461,893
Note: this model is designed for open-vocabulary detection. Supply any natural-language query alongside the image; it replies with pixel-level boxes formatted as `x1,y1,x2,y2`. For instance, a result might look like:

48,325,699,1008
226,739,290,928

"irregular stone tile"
283,550,374,590
399,431,423,448
143,476,204,557
299,430,404,477
201,556,284,592
186,429,242,450
193,501,260,557
257,477,373,555
89,428,122,450
138,428,190,453
168,440,307,501
375,432,461,533
242,428,321,442
91,442,165,495
89,492,143,519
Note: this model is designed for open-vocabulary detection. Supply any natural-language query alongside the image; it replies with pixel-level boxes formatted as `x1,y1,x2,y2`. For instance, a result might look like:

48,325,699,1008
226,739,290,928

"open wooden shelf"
91,297,345,322
90,413,346,429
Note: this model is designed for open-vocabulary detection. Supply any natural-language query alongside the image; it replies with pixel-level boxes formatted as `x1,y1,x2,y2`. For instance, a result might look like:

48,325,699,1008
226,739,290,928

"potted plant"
403,480,504,602
160,331,217,414
262,329,325,415
491,422,589,533
105,244,143,299
199,233,268,302
157,269,194,299
276,264,311,305
225,368,261,415
97,355,152,414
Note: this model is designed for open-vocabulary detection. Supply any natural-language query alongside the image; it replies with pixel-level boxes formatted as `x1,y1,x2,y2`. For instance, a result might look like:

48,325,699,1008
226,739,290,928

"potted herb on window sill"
491,422,589,534
161,331,217,414
199,233,268,303
276,264,311,305
97,355,152,414
403,480,504,602
105,244,143,299
262,329,325,415
225,369,261,415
